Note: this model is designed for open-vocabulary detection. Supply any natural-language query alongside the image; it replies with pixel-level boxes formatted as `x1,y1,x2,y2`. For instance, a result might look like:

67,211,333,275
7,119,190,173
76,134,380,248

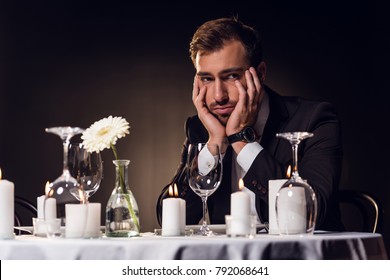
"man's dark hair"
189,17,263,67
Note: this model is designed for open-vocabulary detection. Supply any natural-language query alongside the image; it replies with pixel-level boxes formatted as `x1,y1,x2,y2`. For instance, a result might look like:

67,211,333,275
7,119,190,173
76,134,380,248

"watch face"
243,127,256,142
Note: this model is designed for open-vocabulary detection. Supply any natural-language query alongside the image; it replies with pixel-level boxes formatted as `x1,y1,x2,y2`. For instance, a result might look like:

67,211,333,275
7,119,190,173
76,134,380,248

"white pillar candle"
229,179,251,235
45,198,57,219
37,195,45,219
162,198,186,236
65,203,101,238
268,179,287,234
231,191,251,217
84,203,101,238
231,179,251,217
162,184,186,236
0,171,14,239
65,204,88,238
277,186,307,234
37,196,57,220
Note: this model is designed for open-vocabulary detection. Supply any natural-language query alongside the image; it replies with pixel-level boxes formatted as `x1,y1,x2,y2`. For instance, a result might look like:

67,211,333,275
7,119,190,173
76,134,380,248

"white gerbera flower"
81,116,130,153
80,115,139,232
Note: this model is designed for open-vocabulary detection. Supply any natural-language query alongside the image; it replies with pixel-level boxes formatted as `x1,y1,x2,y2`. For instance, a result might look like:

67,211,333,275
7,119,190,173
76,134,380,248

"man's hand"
192,76,227,151
226,67,263,136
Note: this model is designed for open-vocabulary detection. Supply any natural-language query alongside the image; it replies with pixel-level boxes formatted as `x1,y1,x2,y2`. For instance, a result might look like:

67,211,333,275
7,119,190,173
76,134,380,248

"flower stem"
111,144,119,165
111,144,125,193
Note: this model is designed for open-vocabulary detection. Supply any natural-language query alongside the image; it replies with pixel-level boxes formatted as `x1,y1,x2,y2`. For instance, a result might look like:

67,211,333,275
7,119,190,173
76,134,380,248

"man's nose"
213,80,228,103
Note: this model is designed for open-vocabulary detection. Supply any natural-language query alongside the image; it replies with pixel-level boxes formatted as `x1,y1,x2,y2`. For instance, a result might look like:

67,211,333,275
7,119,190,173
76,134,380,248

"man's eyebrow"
197,67,245,76
220,67,245,74
196,71,211,76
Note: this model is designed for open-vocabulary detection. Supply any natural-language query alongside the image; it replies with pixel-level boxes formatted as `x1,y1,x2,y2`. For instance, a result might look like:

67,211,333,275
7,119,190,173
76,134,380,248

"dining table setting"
0,117,388,262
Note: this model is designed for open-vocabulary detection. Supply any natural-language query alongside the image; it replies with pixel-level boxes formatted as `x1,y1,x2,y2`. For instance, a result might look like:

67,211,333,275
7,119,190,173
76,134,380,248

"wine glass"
275,132,317,235
187,143,222,236
68,143,103,202
45,126,85,223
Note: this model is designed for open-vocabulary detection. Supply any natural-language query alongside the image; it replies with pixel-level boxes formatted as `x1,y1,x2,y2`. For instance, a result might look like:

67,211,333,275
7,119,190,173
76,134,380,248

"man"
156,17,344,231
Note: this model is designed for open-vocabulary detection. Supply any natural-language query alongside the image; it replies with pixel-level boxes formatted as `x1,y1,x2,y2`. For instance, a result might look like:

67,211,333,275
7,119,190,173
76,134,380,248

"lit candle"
162,184,186,236
231,179,251,217
37,181,57,220
229,179,251,235
0,168,14,239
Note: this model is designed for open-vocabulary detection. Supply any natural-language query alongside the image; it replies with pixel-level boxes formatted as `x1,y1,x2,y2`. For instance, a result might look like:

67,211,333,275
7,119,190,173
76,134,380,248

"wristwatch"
227,126,257,144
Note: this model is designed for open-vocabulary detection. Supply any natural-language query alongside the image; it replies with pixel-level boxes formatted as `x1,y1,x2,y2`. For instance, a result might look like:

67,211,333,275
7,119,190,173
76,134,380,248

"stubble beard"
209,101,234,127
212,112,229,127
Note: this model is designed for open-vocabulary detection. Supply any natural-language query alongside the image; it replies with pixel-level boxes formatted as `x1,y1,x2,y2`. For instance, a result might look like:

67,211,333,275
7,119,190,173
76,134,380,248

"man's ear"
256,61,267,83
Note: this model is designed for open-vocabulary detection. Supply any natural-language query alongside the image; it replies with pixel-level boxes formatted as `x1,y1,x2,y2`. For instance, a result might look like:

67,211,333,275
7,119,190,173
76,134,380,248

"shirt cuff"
198,146,218,175
237,142,263,173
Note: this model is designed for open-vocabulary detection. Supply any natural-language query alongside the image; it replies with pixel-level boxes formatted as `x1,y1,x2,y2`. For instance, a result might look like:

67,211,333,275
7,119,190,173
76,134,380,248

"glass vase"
105,159,140,237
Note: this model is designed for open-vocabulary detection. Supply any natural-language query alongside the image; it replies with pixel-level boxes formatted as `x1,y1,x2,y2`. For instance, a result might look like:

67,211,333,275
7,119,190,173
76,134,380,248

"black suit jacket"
157,87,344,231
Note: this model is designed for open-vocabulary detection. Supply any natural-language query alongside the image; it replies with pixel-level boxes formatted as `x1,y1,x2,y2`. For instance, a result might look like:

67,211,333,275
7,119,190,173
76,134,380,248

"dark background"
1,1,388,255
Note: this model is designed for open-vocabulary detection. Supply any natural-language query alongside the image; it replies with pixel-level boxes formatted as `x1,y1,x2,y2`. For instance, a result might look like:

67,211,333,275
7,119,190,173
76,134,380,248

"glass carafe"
105,160,140,237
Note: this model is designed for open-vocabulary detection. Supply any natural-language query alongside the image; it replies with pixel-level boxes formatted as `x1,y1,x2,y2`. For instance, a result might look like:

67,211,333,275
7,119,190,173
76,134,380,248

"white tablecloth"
0,231,387,260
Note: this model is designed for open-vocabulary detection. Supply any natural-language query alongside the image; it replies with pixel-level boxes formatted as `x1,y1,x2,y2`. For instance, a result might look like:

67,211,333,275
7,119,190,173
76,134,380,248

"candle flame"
286,165,291,178
168,184,173,197
45,181,51,196
168,184,179,197
0,168,2,180
174,183,179,197
238,178,244,191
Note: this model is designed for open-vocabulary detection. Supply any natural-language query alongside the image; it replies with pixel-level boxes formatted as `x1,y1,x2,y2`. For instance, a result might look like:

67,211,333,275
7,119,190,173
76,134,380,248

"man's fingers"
249,67,262,94
192,76,199,103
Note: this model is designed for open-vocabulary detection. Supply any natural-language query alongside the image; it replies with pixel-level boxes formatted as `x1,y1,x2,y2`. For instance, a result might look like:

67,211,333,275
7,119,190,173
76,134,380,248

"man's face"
195,40,250,125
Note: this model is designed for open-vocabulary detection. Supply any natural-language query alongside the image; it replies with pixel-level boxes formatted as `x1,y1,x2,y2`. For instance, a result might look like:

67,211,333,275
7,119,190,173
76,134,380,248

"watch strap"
227,132,243,144
227,126,257,144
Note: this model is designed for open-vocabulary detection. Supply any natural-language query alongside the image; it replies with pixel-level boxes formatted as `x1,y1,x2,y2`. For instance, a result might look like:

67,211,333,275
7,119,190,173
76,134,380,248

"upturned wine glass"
187,143,222,236
45,126,85,223
68,143,103,202
275,131,317,235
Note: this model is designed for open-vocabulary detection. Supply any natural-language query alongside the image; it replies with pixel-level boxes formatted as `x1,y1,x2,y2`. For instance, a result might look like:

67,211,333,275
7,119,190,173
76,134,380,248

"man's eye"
200,77,212,83
226,73,240,80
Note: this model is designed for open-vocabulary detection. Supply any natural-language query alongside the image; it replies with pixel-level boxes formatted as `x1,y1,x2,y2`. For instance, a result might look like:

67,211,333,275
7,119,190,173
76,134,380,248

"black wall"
1,1,388,255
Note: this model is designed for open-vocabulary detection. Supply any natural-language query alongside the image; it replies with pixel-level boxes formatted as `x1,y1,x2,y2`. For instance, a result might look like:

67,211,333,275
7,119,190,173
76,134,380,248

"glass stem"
292,142,299,178
201,196,208,227
62,139,70,175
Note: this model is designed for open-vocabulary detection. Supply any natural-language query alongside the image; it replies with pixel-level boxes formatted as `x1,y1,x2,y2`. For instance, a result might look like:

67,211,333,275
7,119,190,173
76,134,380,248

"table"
0,231,387,260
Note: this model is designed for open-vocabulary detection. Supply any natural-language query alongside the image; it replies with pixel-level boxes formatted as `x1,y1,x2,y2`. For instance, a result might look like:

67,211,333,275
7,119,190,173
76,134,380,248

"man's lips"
212,105,235,115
